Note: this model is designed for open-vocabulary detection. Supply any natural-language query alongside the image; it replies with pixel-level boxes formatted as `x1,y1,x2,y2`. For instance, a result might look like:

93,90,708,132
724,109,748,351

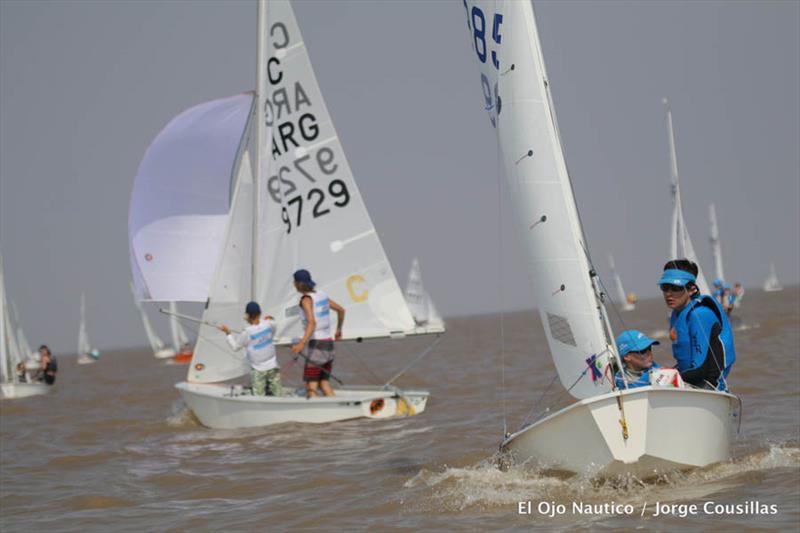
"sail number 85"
464,2,503,70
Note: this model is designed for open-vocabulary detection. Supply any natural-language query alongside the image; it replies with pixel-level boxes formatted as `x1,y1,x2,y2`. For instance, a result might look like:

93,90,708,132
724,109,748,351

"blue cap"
616,329,660,357
657,268,696,287
245,301,261,316
713,278,723,287
293,269,316,288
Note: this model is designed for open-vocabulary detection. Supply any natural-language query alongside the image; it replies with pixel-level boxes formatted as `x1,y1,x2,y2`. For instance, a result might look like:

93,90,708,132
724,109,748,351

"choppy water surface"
2,289,798,531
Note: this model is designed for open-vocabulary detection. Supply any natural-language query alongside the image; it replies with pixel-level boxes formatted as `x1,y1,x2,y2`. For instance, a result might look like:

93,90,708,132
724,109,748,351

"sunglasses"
629,347,652,356
660,283,686,293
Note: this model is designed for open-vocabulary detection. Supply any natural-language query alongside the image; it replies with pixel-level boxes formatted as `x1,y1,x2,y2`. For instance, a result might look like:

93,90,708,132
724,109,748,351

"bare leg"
306,380,319,398
320,379,335,397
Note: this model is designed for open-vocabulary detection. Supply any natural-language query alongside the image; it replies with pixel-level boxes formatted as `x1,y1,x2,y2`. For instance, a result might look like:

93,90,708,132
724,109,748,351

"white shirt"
226,319,278,372
299,289,333,340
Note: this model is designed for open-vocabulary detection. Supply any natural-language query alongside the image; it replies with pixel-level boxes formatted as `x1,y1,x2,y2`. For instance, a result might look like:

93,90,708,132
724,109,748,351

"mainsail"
607,253,634,311
462,1,615,399
78,293,91,356
168,301,190,351
188,0,440,384
708,203,725,282
663,99,710,295
129,93,254,302
130,282,168,353
1,256,23,383
404,258,445,329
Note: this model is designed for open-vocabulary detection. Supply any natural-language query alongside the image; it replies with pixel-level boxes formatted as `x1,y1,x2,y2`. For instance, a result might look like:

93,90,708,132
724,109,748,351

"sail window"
546,313,577,347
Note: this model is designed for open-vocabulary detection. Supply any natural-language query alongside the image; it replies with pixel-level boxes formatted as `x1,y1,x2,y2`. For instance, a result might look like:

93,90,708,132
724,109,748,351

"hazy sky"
1,0,798,353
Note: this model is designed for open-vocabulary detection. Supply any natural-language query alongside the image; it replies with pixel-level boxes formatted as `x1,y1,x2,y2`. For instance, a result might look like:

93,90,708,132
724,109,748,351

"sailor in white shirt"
219,301,282,396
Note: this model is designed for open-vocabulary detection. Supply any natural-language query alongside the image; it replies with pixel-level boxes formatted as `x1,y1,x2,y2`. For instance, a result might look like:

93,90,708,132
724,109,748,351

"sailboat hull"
1,382,50,399
502,387,738,478
154,348,177,359
175,382,429,429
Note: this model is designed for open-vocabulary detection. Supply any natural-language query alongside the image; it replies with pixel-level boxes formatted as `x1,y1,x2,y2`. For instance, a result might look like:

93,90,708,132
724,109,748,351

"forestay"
255,0,425,343
129,93,253,302
462,1,613,399
663,99,710,295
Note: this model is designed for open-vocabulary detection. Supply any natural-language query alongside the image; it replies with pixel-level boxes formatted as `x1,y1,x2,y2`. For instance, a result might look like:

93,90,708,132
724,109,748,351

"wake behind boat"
461,0,738,477
131,0,443,428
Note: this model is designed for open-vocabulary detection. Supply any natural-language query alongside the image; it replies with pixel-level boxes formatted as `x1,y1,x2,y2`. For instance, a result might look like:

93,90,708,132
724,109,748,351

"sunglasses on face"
629,347,652,356
660,283,686,293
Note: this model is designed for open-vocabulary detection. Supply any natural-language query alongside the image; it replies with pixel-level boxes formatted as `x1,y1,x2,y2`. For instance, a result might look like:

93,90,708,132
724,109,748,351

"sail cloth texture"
255,0,419,343
463,0,612,399
129,93,253,302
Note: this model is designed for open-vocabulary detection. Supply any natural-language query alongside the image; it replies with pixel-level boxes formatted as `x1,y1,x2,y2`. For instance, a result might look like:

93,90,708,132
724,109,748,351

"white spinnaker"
78,293,91,356
129,93,253,302
188,151,254,383
607,253,631,309
463,1,613,399
257,0,421,343
130,282,167,352
663,99,710,295
405,258,445,328
708,204,725,282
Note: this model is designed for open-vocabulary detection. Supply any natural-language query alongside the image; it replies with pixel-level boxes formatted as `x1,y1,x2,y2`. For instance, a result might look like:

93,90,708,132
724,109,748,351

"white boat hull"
176,382,429,429
502,386,738,478
77,355,98,365
1,382,51,399
154,348,177,359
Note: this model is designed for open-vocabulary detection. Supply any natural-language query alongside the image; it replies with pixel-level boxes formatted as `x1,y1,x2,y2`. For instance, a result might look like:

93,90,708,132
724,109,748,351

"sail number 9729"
281,179,350,234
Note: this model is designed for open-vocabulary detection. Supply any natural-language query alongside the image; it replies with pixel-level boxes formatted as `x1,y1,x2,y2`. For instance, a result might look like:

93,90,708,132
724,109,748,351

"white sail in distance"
169,301,190,350
404,258,445,329
708,204,725,282
462,0,615,399
663,99,710,295
130,282,168,353
764,262,782,292
78,293,91,356
607,253,634,311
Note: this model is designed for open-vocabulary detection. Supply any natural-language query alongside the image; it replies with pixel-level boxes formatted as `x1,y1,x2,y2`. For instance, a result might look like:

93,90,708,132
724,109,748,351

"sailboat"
133,0,442,429
130,282,175,359
462,0,737,477
763,262,783,292
607,253,635,312
404,258,445,329
664,99,711,295
708,203,725,283
169,301,193,364
77,293,100,364
1,255,49,399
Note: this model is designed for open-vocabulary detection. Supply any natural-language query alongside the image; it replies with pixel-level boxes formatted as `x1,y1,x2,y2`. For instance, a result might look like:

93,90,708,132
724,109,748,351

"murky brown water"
2,289,798,531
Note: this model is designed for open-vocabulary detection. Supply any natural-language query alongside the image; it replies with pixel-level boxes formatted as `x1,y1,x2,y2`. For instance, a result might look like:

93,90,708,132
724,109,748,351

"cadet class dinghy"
77,293,100,364
132,0,443,429
1,254,49,399
461,0,739,477
763,262,782,292
404,258,445,329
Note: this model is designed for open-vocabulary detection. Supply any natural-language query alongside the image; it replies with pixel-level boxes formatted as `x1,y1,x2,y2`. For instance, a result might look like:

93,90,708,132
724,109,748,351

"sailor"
219,301,282,396
39,345,57,385
290,269,345,399
659,260,737,391
614,330,662,389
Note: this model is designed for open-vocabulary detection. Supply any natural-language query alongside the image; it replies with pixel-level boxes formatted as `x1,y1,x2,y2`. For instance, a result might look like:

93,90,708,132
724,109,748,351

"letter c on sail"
346,275,368,302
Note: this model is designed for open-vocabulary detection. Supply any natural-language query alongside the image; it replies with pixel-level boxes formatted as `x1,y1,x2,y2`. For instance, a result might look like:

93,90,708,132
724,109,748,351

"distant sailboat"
404,258,445,329
130,282,175,359
1,254,49,399
607,253,635,312
77,293,100,365
169,301,193,364
763,262,783,292
708,203,725,283
664,99,710,295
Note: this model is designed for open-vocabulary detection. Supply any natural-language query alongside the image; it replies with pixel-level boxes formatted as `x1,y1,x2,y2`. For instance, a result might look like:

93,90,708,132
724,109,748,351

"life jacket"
669,295,736,390
48,356,58,373
299,289,333,340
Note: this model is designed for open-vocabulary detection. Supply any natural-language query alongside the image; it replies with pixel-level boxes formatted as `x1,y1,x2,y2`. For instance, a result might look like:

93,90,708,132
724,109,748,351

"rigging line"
338,341,384,385
496,98,508,439
383,335,443,388
519,372,560,429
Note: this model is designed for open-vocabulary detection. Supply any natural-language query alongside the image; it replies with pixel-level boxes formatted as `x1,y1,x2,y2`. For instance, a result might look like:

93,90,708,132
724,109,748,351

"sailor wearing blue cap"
614,330,662,389
712,278,733,315
659,259,736,391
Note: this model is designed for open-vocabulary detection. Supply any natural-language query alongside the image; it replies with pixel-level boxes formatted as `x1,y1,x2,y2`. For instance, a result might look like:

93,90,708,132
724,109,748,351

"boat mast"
663,98,681,258
253,0,267,300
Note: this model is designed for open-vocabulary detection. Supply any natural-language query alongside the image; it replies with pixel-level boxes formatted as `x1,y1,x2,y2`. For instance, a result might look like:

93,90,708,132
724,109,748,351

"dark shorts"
303,361,333,382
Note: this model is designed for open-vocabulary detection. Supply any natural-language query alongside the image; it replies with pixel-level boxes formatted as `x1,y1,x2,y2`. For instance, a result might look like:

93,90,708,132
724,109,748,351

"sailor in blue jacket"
614,330,662,389
659,260,737,391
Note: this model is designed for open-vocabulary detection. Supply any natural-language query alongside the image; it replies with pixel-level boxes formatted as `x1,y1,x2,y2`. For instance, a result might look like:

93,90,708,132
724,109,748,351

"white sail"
763,262,783,292
10,302,33,364
404,258,445,329
130,282,167,353
169,301,190,350
663,99,710,295
188,0,441,384
463,1,614,399
129,93,254,302
78,293,91,356
708,203,725,282
0,255,10,383
607,253,634,311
